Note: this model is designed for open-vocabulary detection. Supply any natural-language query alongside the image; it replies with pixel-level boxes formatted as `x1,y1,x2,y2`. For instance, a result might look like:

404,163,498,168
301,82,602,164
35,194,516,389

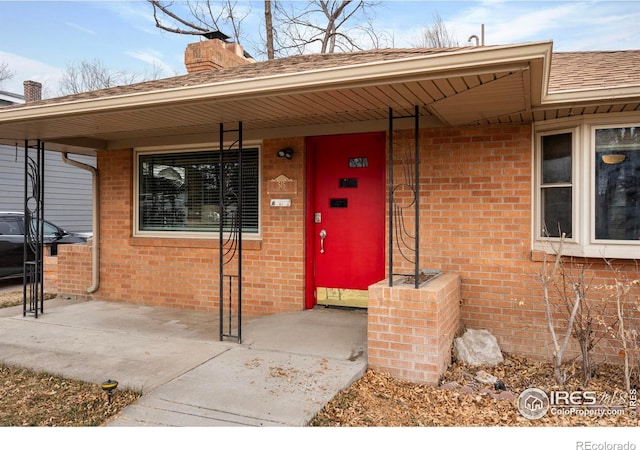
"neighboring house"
0,90,24,107
0,89,94,233
0,38,638,384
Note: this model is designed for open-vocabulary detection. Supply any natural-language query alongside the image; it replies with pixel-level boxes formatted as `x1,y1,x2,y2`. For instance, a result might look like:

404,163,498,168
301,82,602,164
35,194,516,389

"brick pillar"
368,273,462,384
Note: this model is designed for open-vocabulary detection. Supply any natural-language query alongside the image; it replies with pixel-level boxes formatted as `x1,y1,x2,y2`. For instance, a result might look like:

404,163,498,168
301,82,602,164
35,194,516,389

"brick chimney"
23,80,42,102
185,36,254,74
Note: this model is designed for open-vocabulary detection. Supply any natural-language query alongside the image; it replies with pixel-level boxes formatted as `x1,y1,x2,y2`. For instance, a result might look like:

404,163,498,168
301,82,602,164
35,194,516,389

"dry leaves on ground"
2,287,636,427
0,289,139,426
0,288,56,309
310,354,639,427
0,365,140,426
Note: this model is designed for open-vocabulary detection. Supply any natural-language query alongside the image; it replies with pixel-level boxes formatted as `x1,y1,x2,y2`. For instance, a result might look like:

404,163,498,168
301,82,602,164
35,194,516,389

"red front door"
305,132,386,308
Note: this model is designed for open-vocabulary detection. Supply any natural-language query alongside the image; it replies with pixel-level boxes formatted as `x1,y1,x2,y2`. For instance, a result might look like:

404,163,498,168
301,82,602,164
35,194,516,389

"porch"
0,297,366,426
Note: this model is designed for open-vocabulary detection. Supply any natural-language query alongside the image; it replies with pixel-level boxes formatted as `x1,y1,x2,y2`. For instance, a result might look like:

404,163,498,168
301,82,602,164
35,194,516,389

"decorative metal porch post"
23,140,45,317
218,122,243,342
388,106,421,288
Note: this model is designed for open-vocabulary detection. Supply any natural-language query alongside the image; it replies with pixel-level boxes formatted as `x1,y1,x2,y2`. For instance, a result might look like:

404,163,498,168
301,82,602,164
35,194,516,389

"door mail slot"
339,178,358,188
330,198,348,208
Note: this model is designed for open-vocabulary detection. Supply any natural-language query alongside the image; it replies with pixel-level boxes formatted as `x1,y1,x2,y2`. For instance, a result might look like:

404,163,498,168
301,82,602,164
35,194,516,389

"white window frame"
535,126,580,244
533,113,640,259
133,142,262,240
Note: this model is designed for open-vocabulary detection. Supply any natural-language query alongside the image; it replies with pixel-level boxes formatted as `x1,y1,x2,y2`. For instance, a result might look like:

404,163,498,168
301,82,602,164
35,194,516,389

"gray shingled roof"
548,50,640,91
2,46,639,110
1,48,460,109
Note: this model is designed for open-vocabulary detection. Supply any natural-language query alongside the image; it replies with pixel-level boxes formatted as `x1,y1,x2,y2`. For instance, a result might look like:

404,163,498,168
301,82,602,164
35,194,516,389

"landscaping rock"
454,329,504,366
475,370,498,385
495,390,518,401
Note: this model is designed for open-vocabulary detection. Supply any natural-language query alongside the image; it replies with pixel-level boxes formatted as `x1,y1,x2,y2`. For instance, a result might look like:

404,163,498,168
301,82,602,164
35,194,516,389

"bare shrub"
600,260,640,391
539,236,614,386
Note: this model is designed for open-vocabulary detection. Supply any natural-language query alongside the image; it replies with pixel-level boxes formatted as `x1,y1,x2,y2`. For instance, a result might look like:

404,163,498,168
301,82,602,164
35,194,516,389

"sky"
1,0,640,98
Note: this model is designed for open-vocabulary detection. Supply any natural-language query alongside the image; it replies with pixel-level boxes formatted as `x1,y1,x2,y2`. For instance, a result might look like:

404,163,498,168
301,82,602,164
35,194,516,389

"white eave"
544,84,640,104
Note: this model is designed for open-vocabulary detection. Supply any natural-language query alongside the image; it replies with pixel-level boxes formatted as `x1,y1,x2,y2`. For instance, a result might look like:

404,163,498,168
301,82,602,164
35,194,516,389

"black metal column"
23,140,45,317
388,106,421,288
218,122,243,343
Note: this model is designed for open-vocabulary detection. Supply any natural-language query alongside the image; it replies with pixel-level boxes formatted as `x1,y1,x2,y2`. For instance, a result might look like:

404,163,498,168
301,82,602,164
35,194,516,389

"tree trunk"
553,354,566,385
580,336,591,387
264,0,274,59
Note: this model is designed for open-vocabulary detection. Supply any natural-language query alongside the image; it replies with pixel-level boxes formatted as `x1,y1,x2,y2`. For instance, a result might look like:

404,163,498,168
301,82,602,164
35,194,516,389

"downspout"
61,152,99,293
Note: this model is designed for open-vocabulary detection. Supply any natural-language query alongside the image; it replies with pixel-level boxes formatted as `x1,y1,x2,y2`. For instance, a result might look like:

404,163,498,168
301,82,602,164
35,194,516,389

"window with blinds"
137,148,259,234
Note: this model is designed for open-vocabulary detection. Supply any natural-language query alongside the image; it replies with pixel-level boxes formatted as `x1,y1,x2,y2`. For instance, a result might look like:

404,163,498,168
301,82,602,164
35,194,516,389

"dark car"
0,212,89,279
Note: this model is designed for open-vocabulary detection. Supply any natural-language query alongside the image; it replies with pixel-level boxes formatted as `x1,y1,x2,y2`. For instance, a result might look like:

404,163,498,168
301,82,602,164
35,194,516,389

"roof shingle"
548,50,640,91
1,48,457,109
2,46,639,110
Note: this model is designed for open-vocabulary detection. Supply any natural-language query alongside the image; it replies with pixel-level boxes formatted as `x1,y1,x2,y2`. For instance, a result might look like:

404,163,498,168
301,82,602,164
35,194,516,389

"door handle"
319,229,327,254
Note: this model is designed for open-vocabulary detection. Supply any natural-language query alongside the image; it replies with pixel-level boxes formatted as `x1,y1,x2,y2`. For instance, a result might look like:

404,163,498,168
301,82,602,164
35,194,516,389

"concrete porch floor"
0,298,367,426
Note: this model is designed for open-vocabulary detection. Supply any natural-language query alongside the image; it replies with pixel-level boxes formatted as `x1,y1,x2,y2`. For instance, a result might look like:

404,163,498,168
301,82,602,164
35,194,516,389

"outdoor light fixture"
277,147,294,160
101,379,118,404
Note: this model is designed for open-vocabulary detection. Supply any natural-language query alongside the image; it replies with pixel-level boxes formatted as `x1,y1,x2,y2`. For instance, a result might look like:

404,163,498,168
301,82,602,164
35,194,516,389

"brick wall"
368,274,461,384
405,123,639,363
56,139,307,316
404,124,539,357
43,254,58,293
55,243,93,295
52,124,639,365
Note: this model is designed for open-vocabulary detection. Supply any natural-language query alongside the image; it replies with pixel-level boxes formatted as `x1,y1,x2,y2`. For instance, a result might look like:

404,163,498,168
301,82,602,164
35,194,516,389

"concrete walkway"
0,298,367,426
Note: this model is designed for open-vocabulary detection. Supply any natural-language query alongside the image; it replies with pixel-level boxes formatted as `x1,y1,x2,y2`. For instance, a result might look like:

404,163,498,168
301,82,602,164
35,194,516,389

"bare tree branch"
58,59,161,95
0,61,14,87
412,12,459,48
272,0,380,56
148,0,248,44
149,0,209,35
145,0,383,60
540,233,582,385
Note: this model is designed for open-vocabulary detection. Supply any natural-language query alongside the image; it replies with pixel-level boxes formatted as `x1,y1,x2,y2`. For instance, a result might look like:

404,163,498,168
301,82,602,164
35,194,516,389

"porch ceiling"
0,69,531,153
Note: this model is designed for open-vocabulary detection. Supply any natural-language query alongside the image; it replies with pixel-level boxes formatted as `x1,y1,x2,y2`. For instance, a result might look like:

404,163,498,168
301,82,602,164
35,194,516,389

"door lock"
319,229,327,254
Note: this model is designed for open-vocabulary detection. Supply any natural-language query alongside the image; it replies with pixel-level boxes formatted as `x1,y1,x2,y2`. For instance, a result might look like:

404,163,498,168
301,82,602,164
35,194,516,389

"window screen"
138,148,259,233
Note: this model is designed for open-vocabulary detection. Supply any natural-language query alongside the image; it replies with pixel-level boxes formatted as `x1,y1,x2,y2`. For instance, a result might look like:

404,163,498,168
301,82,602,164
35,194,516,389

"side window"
594,127,640,241
540,132,573,238
24,217,60,237
42,221,60,236
0,217,21,235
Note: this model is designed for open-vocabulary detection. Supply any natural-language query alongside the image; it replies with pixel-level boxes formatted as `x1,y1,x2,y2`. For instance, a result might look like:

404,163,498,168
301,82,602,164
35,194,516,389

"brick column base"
368,273,461,384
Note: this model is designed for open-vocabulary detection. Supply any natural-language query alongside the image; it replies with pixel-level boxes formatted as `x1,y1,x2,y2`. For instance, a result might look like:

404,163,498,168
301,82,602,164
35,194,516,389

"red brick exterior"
49,124,639,366
369,274,461,384
59,139,307,316
54,244,92,294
